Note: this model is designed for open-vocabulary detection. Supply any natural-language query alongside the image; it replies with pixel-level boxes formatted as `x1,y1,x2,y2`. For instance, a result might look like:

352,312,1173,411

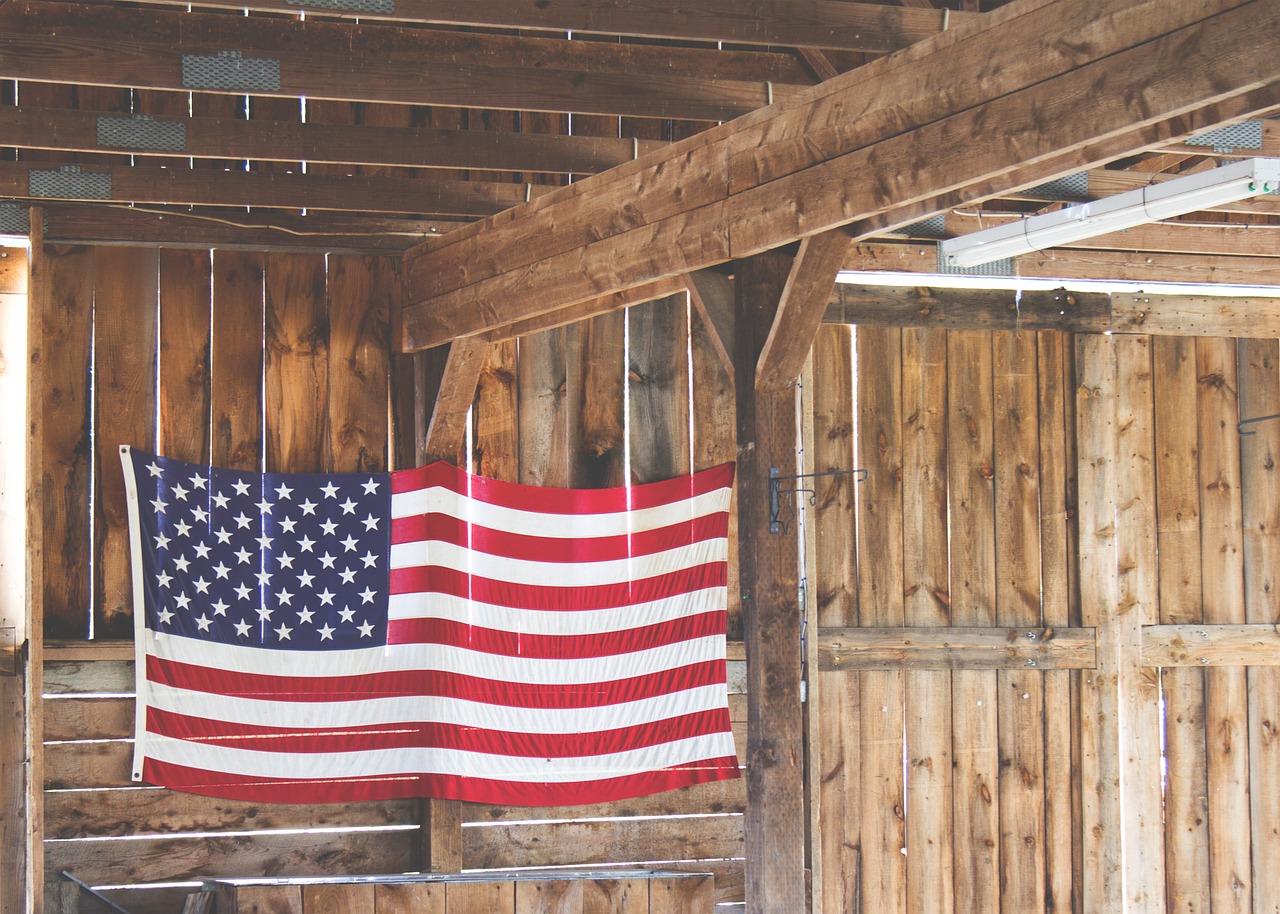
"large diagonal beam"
401,0,1278,351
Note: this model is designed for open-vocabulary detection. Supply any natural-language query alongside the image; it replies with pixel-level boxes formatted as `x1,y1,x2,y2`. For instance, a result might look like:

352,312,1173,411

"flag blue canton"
126,450,392,651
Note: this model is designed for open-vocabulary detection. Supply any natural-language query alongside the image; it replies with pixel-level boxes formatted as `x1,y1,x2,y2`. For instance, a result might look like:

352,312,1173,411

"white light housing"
938,157,1280,269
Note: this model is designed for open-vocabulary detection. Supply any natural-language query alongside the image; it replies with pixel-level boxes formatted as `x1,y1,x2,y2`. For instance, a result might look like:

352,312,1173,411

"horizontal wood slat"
818,626,1097,670
1143,624,1280,667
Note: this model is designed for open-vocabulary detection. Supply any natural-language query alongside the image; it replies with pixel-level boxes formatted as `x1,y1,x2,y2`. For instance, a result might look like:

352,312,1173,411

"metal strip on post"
182,51,281,93
97,115,187,153
28,167,111,201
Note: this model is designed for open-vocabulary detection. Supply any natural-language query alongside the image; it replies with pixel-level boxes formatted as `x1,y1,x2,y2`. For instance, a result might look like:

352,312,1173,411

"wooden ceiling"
0,0,1277,316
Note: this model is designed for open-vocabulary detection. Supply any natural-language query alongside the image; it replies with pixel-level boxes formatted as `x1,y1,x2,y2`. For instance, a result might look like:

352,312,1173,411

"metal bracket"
60,871,136,914
769,466,867,534
1239,412,1280,435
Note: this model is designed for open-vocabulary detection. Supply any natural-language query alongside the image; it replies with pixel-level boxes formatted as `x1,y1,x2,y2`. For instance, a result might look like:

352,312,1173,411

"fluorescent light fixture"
938,157,1280,269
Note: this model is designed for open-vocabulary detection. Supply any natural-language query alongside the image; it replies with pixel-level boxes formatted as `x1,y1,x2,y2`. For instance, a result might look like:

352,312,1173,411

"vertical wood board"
264,252,329,474
327,255,393,473
158,249,213,465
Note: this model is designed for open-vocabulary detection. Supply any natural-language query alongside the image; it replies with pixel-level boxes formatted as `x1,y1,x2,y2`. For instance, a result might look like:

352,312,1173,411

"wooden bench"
199,870,714,914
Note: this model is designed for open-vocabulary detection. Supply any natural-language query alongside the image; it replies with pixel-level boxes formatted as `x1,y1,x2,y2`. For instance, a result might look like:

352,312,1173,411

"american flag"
121,447,740,806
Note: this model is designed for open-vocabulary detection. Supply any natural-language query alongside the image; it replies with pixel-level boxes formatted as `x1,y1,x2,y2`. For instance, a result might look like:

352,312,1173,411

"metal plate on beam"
182,51,281,93
97,115,187,153
936,247,1013,276
1026,171,1089,200
1185,120,1263,154
29,168,111,200
0,203,30,235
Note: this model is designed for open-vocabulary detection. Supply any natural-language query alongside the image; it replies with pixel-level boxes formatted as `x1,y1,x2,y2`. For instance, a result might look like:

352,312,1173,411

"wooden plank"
264,252,329,474
210,251,264,471
0,2,801,122
421,338,487,464
517,326,581,489
1113,293,1280,338
43,787,419,839
1195,336,1251,914
992,329,1045,914
216,884,302,914
69,0,970,53
756,228,850,390
461,777,745,824
649,875,713,914
686,270,734,384
374,883,445,914
899,326,952,914
515,880,582,914
487,279,687,345
303,884,373,914
808,324,859,914
825,284,1112,333
1151,334,1210,914
23,213,44,914
581,878,644,914
463,816,742,871
1238,337,1280,914
0,104,662,175
1143,624,1280,666
473,341,519,480
44,695,132,740
327,255,393,473
733,251,804,914
819,627,1096,670
446,881,515,914
43,829,415,886
577,310,626,489
40,244,94,640
945,330,998,914
158,249,212,464
1112,335,1165,911
1074,332,1123,911
402,0,1277,346
1035,330,1076,913
0,159,543,218
92,246,158,640
853,325,905,914
627,294,690,483
689,301,739,641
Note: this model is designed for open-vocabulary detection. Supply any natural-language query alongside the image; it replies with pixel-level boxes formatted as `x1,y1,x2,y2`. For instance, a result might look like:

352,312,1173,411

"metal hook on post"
1238,412,1280,435
769,466,867,534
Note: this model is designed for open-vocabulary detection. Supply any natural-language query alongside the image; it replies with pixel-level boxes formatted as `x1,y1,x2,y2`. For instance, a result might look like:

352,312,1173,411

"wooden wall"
35,251,748,913
807,324,1280,913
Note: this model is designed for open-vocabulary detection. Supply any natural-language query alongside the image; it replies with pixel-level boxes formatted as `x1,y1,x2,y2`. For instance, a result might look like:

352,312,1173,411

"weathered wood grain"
826,284,1111,333
264,252,328,474
819,626,1095,670
40,244,94,639
1195,336,1251,914
649,875,713,914
1238,337,1280,914
302,883,373,914
582,878,644,914
462,777,744,825
899,325,952,914
327,256,393,473
446,881,515,914
854,325,905,914
473,341,519,480
515,879,582,914
628,294,690,483
575,310,625,489
517,325,580,488
808,324,860,914
374,883,445,914
210,251,264,471
1151,334,1209,914
92,246,158,640
992,330,1045,914
946,330,998,914
158,249,212,464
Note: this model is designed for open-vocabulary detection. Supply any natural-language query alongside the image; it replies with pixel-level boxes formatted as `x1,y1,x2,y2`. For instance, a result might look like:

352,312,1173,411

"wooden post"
734,250,806,914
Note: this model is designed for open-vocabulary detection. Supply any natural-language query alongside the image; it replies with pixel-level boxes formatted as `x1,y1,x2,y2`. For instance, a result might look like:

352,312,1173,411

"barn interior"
1,0,1280,912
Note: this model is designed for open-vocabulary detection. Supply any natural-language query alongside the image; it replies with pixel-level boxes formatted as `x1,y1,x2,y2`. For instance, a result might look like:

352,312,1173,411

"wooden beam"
1143,624,1280,667
98,0,976,54
0,160,539,217
686,269,736,383
0,105,664,176
825,283,1113,332
733,250,805,914
0,1,807,122
841,241,1280,289
421,339,488,463
41,205,452,255
1111,292,1280,336
756,228,850,389
818,626,1097,670
24,210,45,914
485,277,686,342
402,0,1277,349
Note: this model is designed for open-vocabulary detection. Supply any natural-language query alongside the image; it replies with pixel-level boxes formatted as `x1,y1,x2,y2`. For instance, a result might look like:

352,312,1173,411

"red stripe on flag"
389,512,728,561
142,756,741,806
387,563,727,609
147,654,728,709
147,705,733,758
386,611,725,658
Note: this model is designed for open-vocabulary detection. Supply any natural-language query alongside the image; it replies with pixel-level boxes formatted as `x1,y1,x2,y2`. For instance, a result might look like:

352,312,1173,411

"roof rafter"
401,0,1278,351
